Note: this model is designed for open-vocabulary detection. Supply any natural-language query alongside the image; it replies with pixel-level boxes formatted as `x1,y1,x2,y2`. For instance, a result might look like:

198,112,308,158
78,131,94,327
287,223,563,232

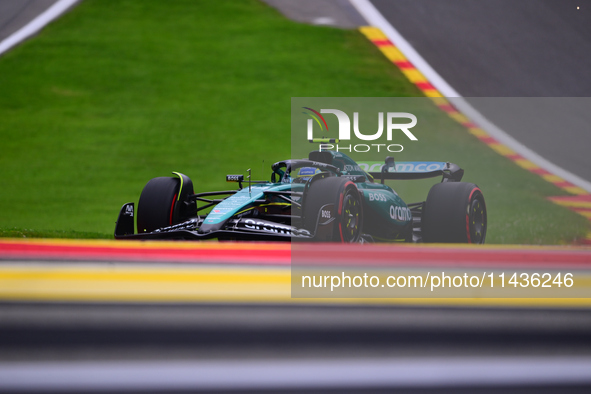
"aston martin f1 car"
115,150,487,243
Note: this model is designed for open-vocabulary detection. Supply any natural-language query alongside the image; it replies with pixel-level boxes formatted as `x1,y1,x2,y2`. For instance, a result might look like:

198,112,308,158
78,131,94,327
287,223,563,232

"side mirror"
441,162,464,182
380,156,396,184
226,174,244,189
382,156,395,172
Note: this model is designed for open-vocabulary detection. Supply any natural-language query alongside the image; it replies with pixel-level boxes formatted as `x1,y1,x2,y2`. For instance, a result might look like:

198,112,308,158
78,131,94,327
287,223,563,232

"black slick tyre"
302,177,363,243
422,182,487,243
137,177,181,233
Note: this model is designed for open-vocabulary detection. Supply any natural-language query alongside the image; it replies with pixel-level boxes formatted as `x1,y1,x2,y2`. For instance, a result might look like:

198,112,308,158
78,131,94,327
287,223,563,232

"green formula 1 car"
115,150,487,243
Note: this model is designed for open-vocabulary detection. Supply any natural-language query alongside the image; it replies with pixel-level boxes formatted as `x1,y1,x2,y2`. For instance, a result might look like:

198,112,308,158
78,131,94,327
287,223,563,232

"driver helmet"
290,166,321,182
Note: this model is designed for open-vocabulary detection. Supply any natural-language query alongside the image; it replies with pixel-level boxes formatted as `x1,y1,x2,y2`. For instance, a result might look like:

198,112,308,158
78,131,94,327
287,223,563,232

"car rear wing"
360,160,464,183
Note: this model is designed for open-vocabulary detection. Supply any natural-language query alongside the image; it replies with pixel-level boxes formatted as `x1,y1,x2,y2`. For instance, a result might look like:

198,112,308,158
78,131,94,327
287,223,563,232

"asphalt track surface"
368,0,591,183
0,0,57,42
370,0,591,97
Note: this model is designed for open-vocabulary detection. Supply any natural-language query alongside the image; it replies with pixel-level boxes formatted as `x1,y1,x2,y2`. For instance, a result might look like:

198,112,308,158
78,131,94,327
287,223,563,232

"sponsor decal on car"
368,192,387,202
226,175,244,182
390,205,412,221
243,219,293,234
357,161,446,173
343,164,363,172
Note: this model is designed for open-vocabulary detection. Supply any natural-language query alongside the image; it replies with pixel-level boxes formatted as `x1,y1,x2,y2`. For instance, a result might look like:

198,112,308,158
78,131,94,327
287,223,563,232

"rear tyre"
422,182,486,243
302,177,363,243
137,177,180,233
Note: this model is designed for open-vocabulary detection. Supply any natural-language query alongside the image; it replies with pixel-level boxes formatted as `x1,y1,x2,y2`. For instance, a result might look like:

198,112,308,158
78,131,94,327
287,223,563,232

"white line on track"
1,356,591,391
349,0,591,193
0,0,79,56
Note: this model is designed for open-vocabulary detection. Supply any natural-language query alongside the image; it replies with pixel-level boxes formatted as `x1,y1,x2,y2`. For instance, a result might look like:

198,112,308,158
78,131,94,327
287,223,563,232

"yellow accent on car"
172,172,184,201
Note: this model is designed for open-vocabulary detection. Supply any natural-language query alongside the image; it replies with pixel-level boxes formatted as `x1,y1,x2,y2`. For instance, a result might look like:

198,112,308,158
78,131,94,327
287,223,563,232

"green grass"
0,228,108,239
0,0,587,243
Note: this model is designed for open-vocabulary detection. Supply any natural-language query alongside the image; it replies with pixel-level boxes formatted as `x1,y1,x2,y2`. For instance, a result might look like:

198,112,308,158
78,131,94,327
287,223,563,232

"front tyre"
137,177,180,233
422,182,487,243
